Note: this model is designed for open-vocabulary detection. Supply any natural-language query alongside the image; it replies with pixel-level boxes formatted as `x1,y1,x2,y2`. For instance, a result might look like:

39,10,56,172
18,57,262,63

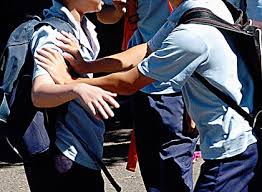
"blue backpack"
0,15,75,159
0,15,122,191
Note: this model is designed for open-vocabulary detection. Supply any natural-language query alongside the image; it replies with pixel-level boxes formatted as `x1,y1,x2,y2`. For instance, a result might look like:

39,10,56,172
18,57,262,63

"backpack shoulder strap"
177,7,246,34
193,72,254,126
177,7,255,126
35,17,75,35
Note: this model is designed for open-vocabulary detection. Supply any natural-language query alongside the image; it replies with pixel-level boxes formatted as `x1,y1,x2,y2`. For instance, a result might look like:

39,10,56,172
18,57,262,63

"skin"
35,0,196,129
31,0,120,120
96,0,127,24
34,0,183,96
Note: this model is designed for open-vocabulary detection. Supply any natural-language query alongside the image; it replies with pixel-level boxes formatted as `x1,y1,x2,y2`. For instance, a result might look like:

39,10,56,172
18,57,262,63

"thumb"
62,52,78,67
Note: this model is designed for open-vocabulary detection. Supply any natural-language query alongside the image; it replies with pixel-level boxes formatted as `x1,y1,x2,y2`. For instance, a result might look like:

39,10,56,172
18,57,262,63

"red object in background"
121,0,138,50
125,0,173,172
126,129,138,172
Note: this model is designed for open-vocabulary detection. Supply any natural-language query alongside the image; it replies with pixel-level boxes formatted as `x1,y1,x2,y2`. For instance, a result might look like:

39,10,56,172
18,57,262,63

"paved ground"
0,129,203,192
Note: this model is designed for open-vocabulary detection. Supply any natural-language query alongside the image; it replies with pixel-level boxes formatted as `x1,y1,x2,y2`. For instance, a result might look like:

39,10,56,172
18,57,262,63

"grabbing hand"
35,47,73,84
55,31,85,74
74,83,120,119
113,0,127,15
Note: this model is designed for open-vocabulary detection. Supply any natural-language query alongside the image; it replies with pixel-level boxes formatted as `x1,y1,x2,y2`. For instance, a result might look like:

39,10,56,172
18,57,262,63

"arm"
68,67,155,95
38,33,150,74
96,0,127,24
31,74,78,108
35,50,155,96
78,42,149,73
31,74,120,119
31,26,119,119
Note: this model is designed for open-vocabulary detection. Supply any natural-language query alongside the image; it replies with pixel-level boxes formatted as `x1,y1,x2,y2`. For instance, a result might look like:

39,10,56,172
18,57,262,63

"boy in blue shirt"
36,0,260,191
228,0,262,21
31,0,119,191
96,1,198,191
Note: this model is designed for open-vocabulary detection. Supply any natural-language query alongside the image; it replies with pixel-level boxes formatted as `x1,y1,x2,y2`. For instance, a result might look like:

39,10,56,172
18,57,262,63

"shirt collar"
43,0,100,59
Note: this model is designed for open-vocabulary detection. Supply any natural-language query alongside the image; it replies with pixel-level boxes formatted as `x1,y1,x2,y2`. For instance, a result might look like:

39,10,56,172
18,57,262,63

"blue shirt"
138,0,257,160
31,0,104,170
228,0,262,21
105,0,174,94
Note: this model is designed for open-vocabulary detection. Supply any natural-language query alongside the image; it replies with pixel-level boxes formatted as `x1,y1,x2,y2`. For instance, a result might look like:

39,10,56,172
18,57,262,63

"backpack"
0,15,122,192
177,1,262,131
0,15,76,159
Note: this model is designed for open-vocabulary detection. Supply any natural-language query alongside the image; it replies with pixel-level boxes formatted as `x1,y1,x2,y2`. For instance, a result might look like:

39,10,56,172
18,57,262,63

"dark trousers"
53,147,105,192
24,147,104,192
132,92,199,192
23,149,55,192
195,143,258,192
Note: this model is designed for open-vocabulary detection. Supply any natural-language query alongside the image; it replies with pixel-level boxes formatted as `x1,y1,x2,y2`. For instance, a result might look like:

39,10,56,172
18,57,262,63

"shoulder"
32,25,59,40
164,26,209,57
31,25,60,52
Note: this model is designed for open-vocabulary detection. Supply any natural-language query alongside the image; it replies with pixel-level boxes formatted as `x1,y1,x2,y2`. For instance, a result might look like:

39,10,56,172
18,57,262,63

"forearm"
67,67,154,95
79,43,149,74
96,5,123,24
69,73,137,95
31,83,78,108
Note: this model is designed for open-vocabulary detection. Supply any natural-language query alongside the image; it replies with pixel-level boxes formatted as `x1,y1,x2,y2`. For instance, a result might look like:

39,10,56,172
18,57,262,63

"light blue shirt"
31,0,104,170
228,0,262,21
138,0,257,160
104,0,174,94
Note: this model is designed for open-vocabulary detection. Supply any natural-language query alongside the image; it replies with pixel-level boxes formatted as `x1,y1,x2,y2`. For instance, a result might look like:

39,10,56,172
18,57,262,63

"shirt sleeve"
138,27,209,91
30,25,63,80
148,20,176,51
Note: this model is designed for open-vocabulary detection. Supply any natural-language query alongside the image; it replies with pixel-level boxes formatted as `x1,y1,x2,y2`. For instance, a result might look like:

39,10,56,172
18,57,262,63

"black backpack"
178,1,262,131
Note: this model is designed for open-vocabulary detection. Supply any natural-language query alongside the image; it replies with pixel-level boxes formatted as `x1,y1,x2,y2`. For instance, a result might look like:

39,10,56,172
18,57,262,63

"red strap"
122,0,173,50
168,1,174,12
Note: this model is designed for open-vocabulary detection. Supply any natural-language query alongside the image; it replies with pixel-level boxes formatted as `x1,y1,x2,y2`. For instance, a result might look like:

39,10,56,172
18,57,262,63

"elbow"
116,82,139,96
31,91,42,108
125,86,139,95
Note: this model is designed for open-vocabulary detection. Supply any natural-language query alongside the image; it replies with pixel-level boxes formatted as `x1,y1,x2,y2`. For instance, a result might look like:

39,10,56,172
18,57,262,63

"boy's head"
62,0,104,14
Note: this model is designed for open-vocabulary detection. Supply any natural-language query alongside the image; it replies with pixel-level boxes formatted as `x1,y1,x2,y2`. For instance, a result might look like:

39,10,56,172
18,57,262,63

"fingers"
93,100,110,119
36,48,56,61
62,52,78,65
57,31,79,48
122,7,127,13
98,99,115,118
103,94,120,109
61,52,80,72
83,93,119,120
36,61,50,71
37,47,63,61
56,31,73,45
36,48,67,67
86,102,97,117
113,0,127,13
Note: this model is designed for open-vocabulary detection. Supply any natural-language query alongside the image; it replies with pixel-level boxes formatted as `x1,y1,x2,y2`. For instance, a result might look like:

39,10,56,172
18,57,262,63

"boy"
96,1,199,191
36,0,260,191
31,0,119,191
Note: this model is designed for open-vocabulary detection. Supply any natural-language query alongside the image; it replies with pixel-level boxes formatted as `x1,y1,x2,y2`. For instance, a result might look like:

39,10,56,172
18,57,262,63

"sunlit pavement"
0,128,203,192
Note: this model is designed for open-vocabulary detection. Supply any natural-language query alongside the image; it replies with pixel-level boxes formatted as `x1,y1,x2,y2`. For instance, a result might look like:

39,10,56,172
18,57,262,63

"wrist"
71,83,83,98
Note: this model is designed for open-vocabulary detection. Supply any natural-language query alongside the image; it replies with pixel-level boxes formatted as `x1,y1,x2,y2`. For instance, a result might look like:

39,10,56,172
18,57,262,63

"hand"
184,112,199,138
56,31,85,74
73,83,120,119
113,0,127,15
35,47,73,84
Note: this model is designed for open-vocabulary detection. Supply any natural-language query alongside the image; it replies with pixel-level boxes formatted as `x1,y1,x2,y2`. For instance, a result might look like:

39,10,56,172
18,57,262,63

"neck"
70,9,83,23
62,0,83,23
